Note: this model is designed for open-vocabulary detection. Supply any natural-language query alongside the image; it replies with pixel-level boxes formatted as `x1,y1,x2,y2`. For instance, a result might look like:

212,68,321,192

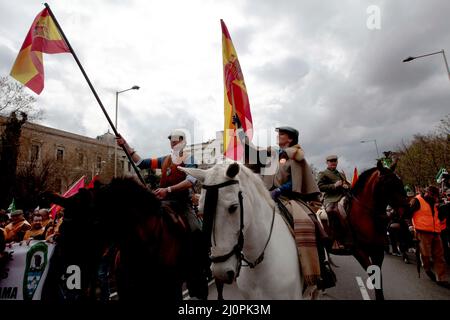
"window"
78,153,84,166
121,160,125,171
128,162,132,172
31,145,40,162
56,148,64,162
97,156,102,169
55,178,62,193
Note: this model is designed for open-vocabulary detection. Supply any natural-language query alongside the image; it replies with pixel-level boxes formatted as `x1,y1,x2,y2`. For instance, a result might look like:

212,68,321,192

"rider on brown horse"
117,129,209,299
317,155,353,253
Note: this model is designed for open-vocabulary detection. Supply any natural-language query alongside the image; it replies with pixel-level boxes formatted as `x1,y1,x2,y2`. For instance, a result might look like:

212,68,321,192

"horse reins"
202,179,276,273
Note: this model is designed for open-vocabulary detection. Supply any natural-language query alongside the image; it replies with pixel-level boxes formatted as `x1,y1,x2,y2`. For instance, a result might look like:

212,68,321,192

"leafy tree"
395,114,450,189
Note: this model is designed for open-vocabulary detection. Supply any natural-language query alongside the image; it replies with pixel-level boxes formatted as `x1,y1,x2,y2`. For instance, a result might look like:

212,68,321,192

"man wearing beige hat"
318,155,352,252
4,209,31,242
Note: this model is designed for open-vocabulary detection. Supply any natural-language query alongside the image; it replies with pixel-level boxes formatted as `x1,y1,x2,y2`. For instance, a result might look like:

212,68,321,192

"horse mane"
108,177,161,213
238,164,276,209
351,167,378,196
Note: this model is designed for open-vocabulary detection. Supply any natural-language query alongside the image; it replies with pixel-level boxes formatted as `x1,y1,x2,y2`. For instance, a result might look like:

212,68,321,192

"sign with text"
0,241,55,300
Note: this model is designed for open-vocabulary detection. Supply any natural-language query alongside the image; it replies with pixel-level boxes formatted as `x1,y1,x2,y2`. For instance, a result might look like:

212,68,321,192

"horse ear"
376,160,384,172
178,166,206,183
226,162,240,178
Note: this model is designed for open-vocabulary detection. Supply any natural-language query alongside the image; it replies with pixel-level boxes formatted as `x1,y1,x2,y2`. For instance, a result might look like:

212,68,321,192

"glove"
334,180,343,188
271,188,282,200
232,114,242,128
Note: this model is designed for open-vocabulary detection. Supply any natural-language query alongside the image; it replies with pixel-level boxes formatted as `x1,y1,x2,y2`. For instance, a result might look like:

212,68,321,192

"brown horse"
40,177,203,302
345,160,409,300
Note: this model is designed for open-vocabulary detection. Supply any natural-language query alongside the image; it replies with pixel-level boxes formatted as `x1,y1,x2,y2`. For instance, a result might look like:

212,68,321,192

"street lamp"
115,85,140,177
403,49,450,81
360,139,380,159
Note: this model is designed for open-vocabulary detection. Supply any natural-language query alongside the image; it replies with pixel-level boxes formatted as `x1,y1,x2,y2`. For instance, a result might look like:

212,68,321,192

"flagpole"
43,3,146,186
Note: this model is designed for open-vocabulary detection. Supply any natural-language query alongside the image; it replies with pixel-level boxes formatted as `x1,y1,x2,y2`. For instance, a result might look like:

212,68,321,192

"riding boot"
327,208,353,254
308,213,332,252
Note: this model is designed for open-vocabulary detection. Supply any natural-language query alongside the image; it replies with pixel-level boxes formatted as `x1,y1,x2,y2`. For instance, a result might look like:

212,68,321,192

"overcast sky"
1,0,449,176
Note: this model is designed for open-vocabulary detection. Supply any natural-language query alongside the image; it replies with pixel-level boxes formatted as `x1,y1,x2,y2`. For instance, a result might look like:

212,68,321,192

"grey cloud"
254,56,310,86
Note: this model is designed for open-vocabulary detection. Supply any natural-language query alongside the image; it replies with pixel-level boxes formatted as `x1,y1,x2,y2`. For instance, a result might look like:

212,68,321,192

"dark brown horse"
40,177,203,302
346,160,409,300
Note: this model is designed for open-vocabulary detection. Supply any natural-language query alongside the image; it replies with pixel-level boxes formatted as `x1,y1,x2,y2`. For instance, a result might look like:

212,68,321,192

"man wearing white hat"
117,129,209,299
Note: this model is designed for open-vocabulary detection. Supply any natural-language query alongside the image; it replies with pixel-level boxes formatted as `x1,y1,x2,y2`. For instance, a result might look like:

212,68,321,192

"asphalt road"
202,251,450,300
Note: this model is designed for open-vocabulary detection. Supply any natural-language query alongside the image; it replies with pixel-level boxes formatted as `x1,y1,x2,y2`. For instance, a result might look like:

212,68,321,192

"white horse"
180,163,303,299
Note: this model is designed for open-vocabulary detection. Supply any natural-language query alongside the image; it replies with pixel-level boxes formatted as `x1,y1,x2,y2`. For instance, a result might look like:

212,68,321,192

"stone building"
0,115,135,193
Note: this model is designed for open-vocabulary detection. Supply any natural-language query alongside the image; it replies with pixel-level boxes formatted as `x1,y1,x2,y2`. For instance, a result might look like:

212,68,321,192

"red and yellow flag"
50,175,85,219
10,8,70,94
351,167,358,188
221,19,253,160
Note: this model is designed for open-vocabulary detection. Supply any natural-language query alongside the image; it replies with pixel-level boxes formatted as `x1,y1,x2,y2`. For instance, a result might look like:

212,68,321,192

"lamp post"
403,49,450,82
115,85,140,177
360,139,380,159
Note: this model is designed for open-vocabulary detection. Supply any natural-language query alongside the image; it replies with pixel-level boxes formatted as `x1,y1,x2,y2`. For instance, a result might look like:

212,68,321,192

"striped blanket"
281,198,321,287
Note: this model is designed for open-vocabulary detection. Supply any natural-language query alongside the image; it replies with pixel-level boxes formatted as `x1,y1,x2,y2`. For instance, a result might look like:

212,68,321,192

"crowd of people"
0,207,63,245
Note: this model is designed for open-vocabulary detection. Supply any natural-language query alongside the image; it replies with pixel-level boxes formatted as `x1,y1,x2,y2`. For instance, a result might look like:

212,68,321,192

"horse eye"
228,204,238,214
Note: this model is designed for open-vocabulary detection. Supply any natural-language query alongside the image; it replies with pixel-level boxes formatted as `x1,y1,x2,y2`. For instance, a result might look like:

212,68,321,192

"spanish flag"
221,19,253,160
10,8,70,94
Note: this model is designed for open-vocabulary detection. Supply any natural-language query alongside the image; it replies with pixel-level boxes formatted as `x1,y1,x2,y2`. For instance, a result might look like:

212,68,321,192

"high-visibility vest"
412,195,441,233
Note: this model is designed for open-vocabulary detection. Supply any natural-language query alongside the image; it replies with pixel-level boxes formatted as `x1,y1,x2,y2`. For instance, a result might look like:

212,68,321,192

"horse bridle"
202,179,275,274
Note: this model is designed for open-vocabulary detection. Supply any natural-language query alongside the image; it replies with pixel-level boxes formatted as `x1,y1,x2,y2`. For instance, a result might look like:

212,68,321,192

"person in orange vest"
4,210,31,243
405,186,449,289
23,214,46,240
439,189,450,265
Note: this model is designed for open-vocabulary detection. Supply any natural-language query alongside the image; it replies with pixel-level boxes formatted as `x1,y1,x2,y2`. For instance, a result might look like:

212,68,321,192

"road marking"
183,279,216,300
356,276,371,300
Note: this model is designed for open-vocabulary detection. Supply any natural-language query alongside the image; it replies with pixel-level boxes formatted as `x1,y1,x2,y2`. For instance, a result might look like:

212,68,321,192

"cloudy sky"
1,0,449,176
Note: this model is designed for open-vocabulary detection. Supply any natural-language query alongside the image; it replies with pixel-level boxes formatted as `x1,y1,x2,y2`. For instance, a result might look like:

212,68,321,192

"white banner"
0,240,55,300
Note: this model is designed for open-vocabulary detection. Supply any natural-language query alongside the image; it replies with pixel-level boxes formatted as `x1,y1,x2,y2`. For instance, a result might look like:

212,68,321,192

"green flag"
7,198,16,212
436,167,448,183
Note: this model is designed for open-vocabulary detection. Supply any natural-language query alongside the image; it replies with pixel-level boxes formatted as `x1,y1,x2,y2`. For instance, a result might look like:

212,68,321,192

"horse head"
181,163,242,283
39,187,106,300
181,163,275,285
375,160,409,215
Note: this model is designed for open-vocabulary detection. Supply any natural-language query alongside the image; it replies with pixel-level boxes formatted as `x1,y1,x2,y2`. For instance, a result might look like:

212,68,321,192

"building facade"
0,115,135,193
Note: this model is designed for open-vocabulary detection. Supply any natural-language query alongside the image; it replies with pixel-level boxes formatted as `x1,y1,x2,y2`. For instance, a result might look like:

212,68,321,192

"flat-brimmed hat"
275,126,299,138
326,155,338,161
10,209,24,217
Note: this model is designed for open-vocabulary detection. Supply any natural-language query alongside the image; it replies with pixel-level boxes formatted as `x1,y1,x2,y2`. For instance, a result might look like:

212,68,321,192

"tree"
0,76,41,119
0,111,28,209
15,156,57,211
395,114,450,189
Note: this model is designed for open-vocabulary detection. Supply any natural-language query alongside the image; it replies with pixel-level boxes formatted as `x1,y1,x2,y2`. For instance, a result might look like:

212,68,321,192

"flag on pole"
50,175,85,219
351,167,358,188
221,19,253,160
436,167,448,184
10,8,70,94
7,198,16,212
86,174,99,189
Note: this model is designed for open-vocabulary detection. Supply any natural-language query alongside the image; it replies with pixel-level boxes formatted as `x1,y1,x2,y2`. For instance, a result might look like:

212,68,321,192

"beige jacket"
262,144,320,196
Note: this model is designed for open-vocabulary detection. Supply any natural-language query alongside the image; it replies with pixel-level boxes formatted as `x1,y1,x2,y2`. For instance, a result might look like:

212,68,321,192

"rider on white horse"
233,118,335,293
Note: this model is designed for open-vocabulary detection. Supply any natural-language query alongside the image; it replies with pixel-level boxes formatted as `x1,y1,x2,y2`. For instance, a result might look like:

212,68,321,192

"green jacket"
317,168,349,205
